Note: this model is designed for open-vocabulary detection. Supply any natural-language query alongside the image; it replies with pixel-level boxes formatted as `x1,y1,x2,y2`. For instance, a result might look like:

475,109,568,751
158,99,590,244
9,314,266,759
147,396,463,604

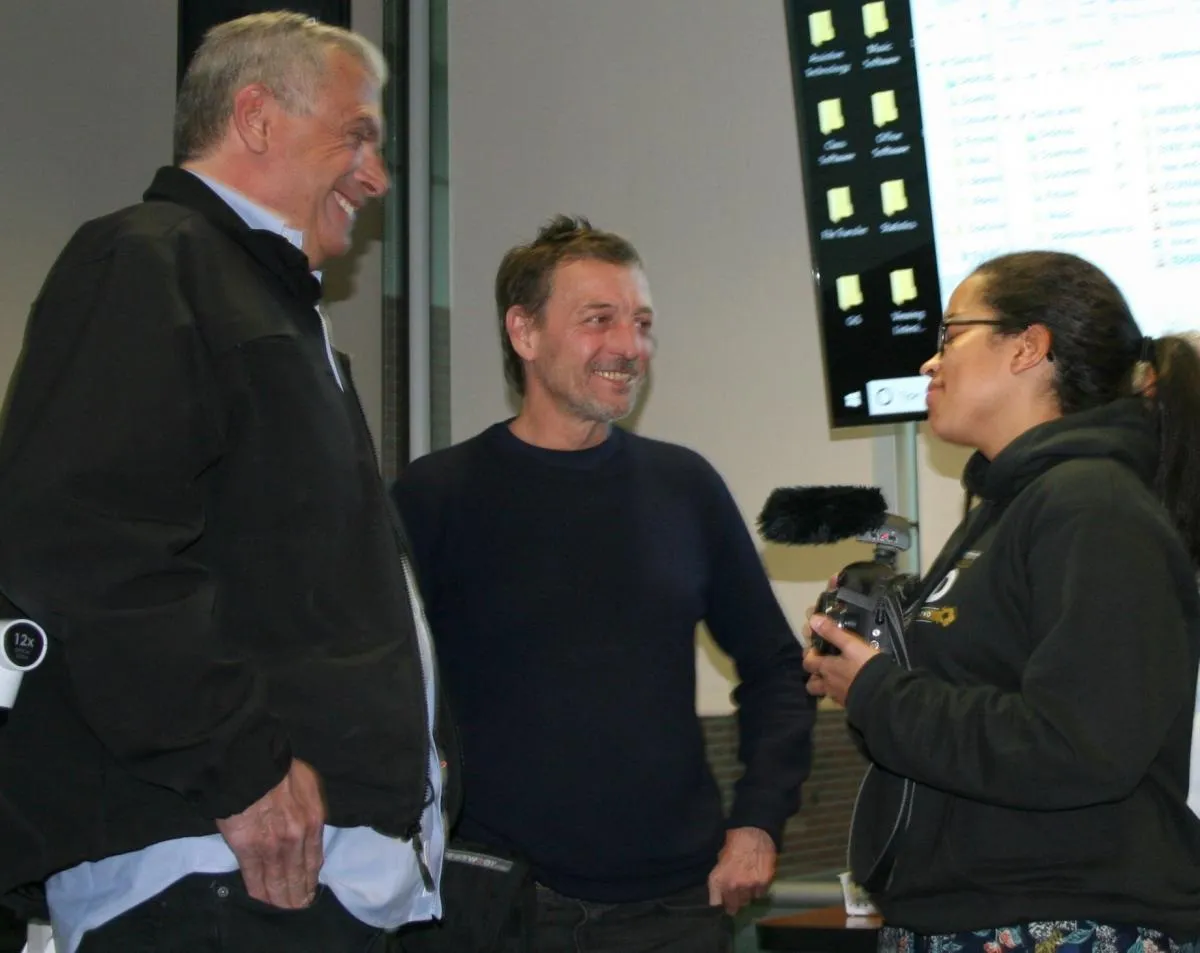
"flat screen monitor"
786,0,1200,428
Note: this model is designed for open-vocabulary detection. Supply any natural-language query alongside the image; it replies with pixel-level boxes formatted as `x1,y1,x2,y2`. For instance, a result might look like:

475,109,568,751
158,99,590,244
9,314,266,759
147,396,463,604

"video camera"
758,486,918,661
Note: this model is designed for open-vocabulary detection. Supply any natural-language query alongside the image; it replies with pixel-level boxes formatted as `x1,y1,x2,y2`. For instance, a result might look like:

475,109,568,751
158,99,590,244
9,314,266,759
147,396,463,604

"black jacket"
848,399,1200,934
0,168,459,894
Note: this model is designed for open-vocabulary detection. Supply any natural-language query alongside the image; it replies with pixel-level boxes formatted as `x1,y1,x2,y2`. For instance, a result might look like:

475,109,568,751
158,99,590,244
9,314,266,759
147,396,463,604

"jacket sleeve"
845,490,1195,810
701,467,816,847
0,235,291,819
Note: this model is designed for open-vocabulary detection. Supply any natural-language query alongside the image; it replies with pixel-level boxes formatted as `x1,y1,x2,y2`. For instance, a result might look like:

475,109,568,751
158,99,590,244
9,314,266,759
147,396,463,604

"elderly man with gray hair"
0,13,456,953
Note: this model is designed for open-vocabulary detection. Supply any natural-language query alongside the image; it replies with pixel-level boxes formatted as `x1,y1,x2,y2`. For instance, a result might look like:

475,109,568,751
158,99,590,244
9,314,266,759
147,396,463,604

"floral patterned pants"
879,922,1200,953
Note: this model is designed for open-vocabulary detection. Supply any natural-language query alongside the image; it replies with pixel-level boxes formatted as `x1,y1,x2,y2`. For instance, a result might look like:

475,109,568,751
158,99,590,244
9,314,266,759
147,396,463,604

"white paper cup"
838,871,879,916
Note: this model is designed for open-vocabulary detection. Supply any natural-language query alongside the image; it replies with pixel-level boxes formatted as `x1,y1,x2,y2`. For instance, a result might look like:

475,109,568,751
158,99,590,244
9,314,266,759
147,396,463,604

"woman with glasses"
805,251,1200,953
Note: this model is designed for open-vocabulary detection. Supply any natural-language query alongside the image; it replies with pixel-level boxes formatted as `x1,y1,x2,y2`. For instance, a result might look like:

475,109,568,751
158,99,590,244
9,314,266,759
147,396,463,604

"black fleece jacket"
0,168,457,895
848,399,1200,935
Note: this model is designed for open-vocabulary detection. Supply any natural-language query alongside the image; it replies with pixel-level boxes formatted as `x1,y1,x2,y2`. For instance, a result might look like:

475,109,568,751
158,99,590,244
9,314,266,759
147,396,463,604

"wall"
0,4,177,393
0,1,386,443
447,0,968,712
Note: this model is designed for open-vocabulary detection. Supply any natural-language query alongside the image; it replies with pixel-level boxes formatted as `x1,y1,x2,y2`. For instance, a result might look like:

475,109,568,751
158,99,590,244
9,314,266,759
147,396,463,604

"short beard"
543,373,643,425
563,376,643,424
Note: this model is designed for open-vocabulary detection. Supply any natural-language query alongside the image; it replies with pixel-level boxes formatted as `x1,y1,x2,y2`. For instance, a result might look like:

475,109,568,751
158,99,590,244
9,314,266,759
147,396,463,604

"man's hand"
803,614,880,707
215,758,326,909
707,826,777,914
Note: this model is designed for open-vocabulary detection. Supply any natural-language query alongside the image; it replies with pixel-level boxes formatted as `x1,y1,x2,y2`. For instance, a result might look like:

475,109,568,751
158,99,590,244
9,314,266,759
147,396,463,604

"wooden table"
756,905,883,953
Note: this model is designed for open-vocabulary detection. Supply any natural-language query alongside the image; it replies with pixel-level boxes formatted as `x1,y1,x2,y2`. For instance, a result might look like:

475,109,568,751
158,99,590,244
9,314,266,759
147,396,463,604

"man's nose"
358,147,390,198
608,319,643,357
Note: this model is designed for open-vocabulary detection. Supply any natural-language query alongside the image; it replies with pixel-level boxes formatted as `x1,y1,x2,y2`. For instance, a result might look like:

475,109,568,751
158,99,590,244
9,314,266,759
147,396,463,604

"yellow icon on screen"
836,275,863,311
890,269,917,305
827,187,854,223
863,1,890,37
871,90,899,127
880,179,908,216
810,10,836,46
818,98,845,135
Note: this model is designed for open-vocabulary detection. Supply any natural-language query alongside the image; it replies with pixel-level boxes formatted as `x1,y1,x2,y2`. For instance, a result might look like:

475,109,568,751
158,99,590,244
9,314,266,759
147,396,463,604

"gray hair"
174,11,387,162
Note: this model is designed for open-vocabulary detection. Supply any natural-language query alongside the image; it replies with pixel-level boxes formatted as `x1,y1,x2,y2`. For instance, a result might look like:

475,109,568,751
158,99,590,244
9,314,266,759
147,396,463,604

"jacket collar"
962,398,1158,503
142,166,322,308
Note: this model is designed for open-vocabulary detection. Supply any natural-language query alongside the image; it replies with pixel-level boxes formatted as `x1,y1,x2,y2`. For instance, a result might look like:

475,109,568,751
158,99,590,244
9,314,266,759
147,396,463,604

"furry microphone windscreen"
757,486,888,545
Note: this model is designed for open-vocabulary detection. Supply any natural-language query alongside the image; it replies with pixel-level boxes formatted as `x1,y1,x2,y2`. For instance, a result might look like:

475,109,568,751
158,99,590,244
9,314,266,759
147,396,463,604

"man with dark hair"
493,215,644,396
0,13,455,953
392,216,814,952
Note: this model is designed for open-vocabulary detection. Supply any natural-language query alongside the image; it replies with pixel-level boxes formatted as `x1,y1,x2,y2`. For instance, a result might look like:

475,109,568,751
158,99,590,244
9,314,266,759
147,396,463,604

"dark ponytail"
1149,334,1200,565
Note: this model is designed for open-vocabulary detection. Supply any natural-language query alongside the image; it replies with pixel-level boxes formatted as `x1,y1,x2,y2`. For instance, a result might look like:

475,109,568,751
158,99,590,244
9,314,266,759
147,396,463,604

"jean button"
216,885,230,899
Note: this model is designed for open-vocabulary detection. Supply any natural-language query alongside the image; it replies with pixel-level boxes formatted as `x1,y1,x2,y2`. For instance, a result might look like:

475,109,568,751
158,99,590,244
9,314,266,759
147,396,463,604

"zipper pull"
410,828,435,892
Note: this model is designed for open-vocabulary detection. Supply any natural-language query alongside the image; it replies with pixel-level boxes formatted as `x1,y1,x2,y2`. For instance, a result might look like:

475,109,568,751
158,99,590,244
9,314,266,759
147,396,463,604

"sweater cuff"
844,652,897,734
727,791,791,849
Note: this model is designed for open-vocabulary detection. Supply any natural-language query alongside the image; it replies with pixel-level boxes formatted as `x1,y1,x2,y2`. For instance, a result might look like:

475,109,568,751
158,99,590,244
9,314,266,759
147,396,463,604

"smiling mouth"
594,370,637,385
333,192,358,218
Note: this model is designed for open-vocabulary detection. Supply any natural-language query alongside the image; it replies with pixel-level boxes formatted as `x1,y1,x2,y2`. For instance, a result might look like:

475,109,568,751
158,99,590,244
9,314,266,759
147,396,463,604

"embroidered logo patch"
917,605,958,627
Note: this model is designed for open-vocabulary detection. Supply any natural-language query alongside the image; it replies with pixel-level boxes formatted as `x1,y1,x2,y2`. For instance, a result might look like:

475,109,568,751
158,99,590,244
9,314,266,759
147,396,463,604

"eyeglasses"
935,318,1005,355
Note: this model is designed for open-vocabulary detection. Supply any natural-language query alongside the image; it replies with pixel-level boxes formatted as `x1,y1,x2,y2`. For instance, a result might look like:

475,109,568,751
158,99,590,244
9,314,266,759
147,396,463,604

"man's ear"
505,306,539,361
231,84,273,155
1012,323,1054,374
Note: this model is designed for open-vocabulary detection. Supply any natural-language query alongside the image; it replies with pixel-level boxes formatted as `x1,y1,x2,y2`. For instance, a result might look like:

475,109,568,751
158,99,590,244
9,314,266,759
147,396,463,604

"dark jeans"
532,882,732,953
0,906,25,953
76,871,388,953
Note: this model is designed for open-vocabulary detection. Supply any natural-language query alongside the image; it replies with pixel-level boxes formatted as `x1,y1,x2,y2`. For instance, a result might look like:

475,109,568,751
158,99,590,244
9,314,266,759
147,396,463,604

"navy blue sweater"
392,423,813,901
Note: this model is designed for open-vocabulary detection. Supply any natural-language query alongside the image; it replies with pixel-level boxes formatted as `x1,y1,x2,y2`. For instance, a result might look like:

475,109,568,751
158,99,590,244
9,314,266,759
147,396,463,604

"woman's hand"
802,614,881,707
802,574,839,699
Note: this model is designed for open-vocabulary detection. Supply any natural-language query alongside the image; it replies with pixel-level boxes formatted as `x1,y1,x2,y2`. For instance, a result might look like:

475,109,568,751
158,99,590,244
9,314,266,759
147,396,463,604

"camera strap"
857,499,1000,894
833,587,876,612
